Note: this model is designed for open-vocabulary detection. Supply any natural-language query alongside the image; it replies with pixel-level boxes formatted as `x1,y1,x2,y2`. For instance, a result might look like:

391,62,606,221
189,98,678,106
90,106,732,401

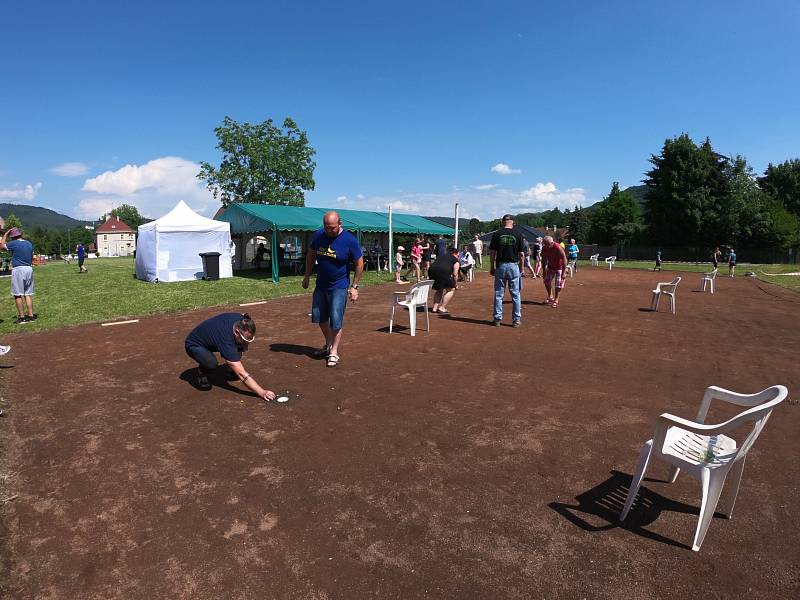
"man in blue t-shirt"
302,211,364,368
184,312,276,400
1,227,37,324
76,243,87,273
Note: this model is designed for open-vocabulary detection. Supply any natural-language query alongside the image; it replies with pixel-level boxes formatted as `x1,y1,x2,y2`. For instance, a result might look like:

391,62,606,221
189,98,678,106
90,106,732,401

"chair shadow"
0,364,14,369
637,307,656,312
548,470,725,550
376,325,412,334
179,368,258,398
269,343,318,357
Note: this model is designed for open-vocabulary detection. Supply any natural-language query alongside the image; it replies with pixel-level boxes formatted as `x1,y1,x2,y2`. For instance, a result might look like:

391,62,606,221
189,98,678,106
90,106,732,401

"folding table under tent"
135,200,233,282
216,203,454,282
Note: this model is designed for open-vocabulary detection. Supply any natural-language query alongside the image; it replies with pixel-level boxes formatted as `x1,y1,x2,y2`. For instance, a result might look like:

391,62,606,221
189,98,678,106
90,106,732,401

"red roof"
96,216,134,233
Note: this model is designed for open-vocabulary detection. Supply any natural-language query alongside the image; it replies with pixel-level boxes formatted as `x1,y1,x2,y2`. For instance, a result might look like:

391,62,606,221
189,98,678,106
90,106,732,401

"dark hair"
237,313,256,338
448,245,458,253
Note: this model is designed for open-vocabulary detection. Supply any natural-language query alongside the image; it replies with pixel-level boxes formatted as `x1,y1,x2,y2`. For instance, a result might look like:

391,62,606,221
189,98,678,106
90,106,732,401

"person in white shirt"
472,235,484,268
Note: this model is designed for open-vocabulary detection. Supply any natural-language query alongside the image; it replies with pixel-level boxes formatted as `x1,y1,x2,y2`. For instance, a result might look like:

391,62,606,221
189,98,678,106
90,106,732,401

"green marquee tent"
216,203,454,282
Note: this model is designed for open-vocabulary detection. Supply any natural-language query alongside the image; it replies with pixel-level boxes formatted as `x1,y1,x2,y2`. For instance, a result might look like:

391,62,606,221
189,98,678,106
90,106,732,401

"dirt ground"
1,267,799,599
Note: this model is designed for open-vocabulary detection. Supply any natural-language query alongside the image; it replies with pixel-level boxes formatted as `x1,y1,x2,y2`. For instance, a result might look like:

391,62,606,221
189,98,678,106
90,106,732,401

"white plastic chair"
700,269,717,294
650,276,681,314
565,264,574,278
620,385,788,551
605,256,616,270
590,253,599,266
389,280,433,336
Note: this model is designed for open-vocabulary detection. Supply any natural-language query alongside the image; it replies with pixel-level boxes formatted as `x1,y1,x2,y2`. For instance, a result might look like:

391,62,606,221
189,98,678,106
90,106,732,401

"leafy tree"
758,158,800,216
567,205,590,242
105,204,149,230
198,116,316,207
588,182,641,244
643,134,727,245
4,213,22,229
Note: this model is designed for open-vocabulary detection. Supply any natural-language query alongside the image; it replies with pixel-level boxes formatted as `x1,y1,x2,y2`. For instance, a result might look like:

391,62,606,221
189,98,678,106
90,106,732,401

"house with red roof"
95,216,136,257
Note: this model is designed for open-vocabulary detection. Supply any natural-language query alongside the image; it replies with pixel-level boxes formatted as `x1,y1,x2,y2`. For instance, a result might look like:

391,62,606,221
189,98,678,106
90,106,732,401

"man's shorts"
11,266,34,296
312,287,348,330
523,256,532,267
544,268,566,290
78,257,85,267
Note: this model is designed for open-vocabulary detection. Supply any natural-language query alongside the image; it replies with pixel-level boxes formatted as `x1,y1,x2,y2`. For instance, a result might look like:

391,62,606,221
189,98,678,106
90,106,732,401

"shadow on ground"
548,470,728,550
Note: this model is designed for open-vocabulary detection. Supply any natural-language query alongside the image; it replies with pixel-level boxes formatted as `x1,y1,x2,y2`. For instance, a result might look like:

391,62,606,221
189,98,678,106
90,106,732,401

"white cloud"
491,163,521,175
387,200,420,212
472,184,501,190
511,183,586,211
75,156,213,219
51,162,89,177
336,195,347,202
356,193,365,199
0,182,42,201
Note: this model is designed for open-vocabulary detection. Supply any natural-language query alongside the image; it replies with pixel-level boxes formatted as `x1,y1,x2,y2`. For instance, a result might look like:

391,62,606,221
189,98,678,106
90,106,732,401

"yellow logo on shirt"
318,246,338,259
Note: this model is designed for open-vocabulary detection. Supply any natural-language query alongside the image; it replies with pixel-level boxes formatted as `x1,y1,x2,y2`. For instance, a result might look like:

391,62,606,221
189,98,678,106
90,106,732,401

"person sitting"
458,247,474,282
184,312,276,401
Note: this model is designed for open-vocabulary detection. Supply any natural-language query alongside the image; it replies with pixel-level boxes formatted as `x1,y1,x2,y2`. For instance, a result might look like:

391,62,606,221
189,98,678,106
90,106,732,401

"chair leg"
408,306,416,337
650,291,660,312
724,456,746,519
389,303,395,334
620,441,653,521
710,280,714,294
693,468,727,551
668,465,681,483
424,303,430,333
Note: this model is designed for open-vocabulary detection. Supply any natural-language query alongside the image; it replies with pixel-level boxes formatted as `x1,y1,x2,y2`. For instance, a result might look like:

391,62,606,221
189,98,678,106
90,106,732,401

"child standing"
728,248,737,277
653,249,662,271
395,246,408,284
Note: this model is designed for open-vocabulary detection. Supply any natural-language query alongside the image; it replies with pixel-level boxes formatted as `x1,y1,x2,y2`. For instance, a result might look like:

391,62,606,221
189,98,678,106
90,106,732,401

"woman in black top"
429,246,460,315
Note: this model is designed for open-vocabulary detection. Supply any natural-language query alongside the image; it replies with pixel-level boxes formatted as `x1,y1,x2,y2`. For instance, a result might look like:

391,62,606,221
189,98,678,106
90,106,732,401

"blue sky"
1,0,798,221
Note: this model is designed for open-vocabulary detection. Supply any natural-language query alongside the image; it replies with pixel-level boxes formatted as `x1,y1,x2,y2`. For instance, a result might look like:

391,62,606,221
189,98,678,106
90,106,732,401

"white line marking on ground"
101,319,140,327
240,301,267,306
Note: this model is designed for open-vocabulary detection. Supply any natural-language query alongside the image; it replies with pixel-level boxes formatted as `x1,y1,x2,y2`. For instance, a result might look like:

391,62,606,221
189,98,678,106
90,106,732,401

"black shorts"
432,273,455,290
78,258,85,267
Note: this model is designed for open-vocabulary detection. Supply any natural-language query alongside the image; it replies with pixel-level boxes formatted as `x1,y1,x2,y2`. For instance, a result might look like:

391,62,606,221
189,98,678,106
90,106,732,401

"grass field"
0,258,396,335
0,257,797,334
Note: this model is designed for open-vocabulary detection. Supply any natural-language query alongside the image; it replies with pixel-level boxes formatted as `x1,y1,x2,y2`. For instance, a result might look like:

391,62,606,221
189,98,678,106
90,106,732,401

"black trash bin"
199,252,222,280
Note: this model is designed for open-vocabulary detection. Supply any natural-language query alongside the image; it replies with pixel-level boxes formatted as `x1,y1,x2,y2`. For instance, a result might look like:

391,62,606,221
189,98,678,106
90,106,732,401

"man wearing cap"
302,211,364,368
489,214,525,327
1,228,37,324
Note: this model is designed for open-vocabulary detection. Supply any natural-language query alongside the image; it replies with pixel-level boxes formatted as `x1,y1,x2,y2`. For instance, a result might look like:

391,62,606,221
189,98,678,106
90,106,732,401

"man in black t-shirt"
488,214,525,327
429,246,460,314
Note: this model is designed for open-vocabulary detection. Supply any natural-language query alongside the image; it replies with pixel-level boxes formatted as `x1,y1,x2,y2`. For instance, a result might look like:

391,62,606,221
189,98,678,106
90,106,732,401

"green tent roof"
216,203,453,236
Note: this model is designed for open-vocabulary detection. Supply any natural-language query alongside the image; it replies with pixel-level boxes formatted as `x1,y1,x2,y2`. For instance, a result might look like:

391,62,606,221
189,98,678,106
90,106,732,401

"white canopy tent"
135,200,233,282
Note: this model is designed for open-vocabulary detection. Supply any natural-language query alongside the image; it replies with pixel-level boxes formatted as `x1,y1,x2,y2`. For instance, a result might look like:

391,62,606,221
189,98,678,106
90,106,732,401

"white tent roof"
139,200,230,233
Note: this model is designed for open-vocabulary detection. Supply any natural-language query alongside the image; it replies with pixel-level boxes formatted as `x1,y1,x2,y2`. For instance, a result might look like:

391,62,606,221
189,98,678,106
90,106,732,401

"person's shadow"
269,343,322,358
179,367,259,397
548,470,722,549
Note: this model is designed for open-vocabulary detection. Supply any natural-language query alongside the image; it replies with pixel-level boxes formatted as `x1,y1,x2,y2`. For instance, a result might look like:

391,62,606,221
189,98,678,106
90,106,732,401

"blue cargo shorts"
312,287,348,331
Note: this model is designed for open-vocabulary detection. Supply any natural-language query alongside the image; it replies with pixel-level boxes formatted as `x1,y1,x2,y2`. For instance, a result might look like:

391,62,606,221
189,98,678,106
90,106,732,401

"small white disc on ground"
277,396,289,403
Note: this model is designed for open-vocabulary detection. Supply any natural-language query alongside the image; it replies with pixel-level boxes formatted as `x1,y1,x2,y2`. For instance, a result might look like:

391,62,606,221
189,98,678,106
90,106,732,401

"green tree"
105,204,149,230
758,158,800,216
198,116,316,207
567,205,590,242
643,134,727,245
588,183,641,244
5,213,22,229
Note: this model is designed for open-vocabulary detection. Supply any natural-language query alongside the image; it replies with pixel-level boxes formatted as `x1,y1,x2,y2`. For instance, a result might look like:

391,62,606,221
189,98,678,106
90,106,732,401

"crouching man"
185,312,276,401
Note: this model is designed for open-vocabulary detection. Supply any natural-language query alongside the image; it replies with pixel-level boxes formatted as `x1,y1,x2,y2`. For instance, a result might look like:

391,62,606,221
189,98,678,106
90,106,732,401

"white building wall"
96,232,137,256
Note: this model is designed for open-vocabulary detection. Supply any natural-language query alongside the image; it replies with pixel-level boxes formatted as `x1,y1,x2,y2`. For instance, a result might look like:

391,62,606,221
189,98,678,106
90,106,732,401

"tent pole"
388,205,393,275
271,227,280,283
454,202,460,249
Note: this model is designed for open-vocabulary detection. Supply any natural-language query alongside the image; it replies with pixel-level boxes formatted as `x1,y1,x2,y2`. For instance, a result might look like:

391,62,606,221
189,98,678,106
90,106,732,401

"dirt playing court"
1,267,799,599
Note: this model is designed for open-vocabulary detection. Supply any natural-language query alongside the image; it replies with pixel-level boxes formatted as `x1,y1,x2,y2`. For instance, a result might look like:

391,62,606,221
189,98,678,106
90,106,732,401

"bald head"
323,211,342,237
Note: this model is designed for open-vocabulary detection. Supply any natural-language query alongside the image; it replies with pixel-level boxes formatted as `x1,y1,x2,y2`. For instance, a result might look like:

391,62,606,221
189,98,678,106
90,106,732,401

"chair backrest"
590,253,599,260
659,276,681,293
705,269,718,279
409,280,433,304
606,256,616,262
727,386,788,458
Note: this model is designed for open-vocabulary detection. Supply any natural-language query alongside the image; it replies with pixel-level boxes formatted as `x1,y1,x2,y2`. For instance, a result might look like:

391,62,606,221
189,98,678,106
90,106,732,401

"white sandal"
326,353,340,368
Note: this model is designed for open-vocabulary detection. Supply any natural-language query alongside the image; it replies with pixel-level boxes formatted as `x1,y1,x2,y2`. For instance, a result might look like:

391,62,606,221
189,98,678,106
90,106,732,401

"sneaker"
512,321,521,328
492,319,501,327
0,345,10,356
197,368,212,390
26,314,38,321
15,317,29,325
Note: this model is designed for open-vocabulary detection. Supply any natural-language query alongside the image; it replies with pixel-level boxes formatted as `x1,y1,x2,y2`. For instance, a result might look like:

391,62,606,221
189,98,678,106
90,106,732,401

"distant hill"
0,203,93,230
